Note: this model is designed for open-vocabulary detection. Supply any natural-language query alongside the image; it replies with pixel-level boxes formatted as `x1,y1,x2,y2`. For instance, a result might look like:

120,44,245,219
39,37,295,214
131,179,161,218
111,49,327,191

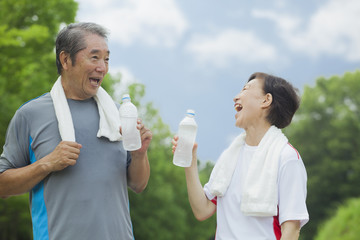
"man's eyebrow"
90,49,110,55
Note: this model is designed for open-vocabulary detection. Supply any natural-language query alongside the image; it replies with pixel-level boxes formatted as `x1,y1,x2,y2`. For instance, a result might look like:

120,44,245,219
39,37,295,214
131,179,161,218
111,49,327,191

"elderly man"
0,22,152,240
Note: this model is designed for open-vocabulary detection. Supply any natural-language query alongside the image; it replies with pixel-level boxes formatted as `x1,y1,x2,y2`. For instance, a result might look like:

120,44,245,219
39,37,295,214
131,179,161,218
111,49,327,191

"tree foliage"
285,70,360,239
315,198,360,240
0,0,78,148
0,194,32,240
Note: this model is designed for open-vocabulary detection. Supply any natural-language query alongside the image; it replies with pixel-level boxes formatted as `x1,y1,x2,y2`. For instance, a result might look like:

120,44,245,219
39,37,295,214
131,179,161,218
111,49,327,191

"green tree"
0,194,32,240
285,70,360,239
0,0,78,148
315,198,360,240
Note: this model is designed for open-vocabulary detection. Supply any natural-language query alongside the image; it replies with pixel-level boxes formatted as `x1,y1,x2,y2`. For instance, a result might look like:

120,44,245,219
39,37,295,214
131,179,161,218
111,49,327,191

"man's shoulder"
19,93,52,111
15,93,54,122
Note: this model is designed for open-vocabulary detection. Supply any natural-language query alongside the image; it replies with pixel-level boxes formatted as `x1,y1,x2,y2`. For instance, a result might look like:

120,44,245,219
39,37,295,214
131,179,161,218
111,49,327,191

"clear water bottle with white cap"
173,109,198,167
119,94,142,151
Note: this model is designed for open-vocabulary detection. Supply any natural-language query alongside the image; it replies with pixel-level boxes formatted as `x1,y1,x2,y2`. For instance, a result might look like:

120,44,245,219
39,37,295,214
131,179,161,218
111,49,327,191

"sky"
76,0,360,162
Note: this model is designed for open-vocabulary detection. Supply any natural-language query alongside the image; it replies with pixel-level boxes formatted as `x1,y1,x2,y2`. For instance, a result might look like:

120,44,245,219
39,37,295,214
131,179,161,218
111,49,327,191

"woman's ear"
262,93,273,108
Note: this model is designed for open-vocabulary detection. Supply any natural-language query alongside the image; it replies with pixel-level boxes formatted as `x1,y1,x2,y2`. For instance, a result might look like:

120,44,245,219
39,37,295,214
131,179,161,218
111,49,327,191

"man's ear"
59,51,71,70
262,93,273,108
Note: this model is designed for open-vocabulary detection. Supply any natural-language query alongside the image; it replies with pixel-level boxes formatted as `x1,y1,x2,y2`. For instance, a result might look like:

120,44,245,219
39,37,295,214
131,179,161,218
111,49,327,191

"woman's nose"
233,93,240,102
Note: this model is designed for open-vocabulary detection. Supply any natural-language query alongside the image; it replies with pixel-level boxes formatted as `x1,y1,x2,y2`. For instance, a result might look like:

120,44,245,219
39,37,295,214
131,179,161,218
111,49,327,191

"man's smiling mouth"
89,77,100,87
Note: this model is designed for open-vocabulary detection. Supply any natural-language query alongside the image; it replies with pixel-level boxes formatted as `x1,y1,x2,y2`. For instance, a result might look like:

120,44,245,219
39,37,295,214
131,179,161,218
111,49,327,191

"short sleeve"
0,110,31,172
203,182,217,205
278,151,309,228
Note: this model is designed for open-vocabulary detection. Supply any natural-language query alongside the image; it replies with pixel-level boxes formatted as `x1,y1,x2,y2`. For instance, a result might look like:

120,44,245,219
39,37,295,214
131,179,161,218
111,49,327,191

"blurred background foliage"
314,198,360,240
0,0,359,239
284,71,360,239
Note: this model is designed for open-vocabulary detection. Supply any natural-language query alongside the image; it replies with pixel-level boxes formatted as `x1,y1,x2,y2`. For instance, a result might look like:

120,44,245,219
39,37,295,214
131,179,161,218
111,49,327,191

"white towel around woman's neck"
50,76,122,142
207,126,288,216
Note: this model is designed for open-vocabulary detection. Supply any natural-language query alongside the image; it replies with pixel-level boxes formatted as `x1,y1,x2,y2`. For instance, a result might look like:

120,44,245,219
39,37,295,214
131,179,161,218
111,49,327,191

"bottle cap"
186,109,195,116
122,94,131,101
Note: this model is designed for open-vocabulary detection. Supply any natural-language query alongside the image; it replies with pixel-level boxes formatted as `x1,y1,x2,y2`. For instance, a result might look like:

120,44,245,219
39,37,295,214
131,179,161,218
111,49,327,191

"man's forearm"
127,151,150,193
0,160,51,197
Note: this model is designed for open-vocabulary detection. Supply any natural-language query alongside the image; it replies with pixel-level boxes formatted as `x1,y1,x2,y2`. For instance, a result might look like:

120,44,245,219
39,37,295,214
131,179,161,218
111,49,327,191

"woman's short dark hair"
248,72,300,129
55,22,109,75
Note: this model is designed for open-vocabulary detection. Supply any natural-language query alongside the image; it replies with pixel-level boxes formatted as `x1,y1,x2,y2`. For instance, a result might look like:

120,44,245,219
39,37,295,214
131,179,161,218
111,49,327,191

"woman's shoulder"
280,143,302,164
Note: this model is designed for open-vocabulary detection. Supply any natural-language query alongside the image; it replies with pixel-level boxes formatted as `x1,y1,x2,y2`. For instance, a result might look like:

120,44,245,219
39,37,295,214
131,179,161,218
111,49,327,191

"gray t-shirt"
0,93,134,240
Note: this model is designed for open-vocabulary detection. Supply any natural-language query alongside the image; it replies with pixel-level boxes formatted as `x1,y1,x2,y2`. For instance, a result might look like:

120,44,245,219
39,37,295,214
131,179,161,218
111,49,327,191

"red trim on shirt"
211,196,217,205
287,143,300,159
211,197,217,239
273,210,282,240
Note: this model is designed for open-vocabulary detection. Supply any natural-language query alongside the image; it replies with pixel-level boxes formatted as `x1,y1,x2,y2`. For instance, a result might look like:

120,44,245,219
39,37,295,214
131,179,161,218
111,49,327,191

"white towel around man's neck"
207,126,288,216
50,76,122,142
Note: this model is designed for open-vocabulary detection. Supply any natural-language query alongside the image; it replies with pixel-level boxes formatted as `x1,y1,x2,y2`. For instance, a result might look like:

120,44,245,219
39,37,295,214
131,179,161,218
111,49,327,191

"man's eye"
92,56,99,59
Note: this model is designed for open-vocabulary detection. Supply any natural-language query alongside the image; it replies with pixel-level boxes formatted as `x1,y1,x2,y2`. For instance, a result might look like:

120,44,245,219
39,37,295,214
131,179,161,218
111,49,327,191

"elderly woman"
173,72,309,240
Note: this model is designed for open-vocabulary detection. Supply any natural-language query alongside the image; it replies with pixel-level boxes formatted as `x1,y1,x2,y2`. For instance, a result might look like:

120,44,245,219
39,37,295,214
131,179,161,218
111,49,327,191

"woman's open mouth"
234,103,243,112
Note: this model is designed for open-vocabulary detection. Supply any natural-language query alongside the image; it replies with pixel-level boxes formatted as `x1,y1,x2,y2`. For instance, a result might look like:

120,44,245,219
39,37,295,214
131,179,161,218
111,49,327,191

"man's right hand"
0,141,82,197
42,141,82,172
0,141,81,197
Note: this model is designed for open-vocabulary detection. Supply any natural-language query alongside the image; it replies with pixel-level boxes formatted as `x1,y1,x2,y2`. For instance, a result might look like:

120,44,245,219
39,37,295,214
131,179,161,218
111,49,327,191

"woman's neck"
244,123,271,146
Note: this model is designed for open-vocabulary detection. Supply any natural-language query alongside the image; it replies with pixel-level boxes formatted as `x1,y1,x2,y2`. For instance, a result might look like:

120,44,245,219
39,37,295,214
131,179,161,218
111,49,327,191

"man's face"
63,33,109,100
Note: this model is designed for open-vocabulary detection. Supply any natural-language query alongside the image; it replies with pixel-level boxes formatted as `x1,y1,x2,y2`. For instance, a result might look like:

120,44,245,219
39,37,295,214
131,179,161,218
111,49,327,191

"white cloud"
251,9,301,32
185,29,277,68
253,0,360,61
76,0,188,47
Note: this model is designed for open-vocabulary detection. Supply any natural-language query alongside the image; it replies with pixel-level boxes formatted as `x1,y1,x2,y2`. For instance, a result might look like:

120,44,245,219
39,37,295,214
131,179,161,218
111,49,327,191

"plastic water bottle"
119,94,142,151
173,109,198,167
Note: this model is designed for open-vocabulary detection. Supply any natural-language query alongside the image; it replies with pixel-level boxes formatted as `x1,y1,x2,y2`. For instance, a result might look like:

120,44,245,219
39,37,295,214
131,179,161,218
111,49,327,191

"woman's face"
233,78,267,129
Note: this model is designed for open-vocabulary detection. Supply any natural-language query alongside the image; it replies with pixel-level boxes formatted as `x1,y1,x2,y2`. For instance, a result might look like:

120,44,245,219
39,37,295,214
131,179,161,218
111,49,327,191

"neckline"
244,143,258,151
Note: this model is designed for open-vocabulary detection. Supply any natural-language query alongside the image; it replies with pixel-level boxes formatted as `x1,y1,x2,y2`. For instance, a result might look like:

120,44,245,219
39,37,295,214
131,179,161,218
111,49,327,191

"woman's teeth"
235,104,242,112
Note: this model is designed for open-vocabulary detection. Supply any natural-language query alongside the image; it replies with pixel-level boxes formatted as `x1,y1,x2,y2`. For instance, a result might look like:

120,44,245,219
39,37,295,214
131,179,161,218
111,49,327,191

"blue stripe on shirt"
29,136,49,240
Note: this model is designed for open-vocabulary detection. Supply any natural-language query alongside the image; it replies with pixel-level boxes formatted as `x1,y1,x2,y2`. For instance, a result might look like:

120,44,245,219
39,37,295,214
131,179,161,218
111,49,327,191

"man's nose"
96,60,107,73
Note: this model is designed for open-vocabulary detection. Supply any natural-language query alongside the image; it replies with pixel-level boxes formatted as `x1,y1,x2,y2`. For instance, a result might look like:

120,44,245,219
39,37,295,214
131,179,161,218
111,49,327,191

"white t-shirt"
204,143,309,240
